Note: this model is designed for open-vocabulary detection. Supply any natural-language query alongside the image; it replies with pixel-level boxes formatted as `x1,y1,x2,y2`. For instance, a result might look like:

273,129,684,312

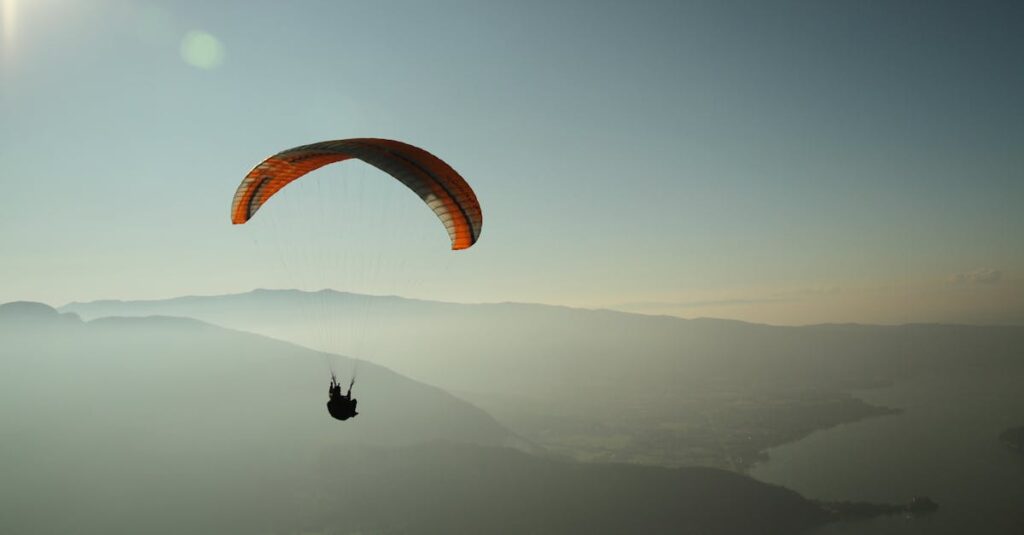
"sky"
1,0,1022,325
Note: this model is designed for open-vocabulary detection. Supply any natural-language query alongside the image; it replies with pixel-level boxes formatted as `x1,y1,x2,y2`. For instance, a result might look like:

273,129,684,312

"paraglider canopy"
231,138,483,250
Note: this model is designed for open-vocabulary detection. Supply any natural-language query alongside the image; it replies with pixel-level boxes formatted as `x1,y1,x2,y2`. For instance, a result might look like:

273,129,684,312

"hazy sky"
1,0,1022,325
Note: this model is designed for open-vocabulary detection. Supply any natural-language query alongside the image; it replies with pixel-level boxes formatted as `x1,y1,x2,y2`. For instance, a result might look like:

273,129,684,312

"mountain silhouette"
1,302,839,534
62,290,1024,398
2,301,515,450
1,301,82,325
61,290,1024,468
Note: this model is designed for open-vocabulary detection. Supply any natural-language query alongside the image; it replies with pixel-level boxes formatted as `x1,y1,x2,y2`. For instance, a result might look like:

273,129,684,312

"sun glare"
1,0,16,57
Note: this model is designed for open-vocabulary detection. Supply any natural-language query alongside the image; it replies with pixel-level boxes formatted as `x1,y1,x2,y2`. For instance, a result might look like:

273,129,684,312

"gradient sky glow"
1,0,1022,325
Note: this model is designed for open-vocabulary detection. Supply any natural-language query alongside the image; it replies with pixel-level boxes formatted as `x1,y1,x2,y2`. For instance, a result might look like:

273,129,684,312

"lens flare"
180,30,225,70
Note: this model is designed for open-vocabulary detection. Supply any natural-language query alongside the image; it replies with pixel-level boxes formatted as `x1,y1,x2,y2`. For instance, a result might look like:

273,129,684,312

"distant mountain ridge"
61,288,1024,396
2,301,516,450
59,290,1024,469
1,301,846,534
1,300,82,323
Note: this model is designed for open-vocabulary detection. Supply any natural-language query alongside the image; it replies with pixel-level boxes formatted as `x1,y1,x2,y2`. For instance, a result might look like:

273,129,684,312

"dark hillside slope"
1,302,831,534
311,443,830,535
0,301,513,455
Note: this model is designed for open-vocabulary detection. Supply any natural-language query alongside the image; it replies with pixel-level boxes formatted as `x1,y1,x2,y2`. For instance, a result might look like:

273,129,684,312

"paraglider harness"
327,374,358,421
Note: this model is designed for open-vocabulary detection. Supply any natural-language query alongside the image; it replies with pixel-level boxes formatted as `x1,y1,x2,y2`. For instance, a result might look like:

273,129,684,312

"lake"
750,371,1024,534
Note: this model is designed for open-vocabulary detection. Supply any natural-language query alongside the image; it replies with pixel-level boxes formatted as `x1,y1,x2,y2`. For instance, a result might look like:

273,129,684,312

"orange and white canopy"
231,138,482,250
